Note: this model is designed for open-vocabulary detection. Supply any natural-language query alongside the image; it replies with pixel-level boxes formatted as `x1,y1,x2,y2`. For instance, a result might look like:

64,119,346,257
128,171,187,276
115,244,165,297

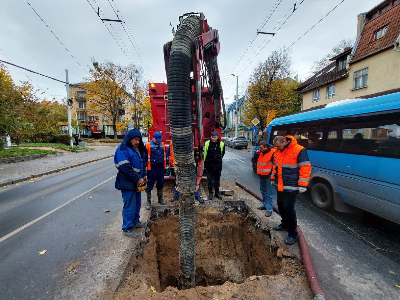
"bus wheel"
311,182,333,210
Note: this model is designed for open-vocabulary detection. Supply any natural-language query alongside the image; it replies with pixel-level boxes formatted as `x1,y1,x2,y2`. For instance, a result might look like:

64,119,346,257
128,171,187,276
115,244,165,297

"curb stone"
0,154,114,188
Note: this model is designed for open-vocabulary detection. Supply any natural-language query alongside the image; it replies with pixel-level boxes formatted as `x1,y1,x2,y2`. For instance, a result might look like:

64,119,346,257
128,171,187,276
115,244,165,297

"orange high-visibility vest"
169,143,175,167
145,142,166,171
256,148,275,175
271,136,311,192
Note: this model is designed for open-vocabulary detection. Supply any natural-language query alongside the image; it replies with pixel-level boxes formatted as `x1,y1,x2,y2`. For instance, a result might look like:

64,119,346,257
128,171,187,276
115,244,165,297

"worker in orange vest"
271,135,311,245
145,132,167,209
252,141,276,217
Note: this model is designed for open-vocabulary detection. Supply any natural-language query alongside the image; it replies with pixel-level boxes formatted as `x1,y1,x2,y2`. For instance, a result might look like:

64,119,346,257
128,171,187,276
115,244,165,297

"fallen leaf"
396,284,400,288
151,286,157,293
89,196,93,199
39,250,47,255
104,209,110,213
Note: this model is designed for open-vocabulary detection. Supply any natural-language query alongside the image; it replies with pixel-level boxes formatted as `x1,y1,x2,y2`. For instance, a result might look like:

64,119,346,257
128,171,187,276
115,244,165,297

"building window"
312,90,320,103
78,102,86,109
353,68,368,89
374,26,387,40
338,57,347,71
78,112,86,121
326,85,335,99
77,91,86,98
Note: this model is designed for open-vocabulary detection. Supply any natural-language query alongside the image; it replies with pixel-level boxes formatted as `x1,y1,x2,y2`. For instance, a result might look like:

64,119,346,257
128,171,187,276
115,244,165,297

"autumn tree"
0,64,25,145
311,39,354,73
84,60,140,139
137,95,153,130
242,48,301,131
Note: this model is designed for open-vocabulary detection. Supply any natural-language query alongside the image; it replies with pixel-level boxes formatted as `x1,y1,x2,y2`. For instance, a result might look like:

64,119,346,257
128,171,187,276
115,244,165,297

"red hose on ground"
235,181,325,299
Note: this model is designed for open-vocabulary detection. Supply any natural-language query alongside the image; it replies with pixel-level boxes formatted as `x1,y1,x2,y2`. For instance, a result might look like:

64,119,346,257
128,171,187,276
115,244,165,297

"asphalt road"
222,146,400,300
1,148,399,300
0,158,121,300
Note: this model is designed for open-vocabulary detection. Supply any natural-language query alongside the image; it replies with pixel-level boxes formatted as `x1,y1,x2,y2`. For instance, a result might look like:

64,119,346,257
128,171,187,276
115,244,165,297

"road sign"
252,126,258,133
104,126,107,133
251,118,260,126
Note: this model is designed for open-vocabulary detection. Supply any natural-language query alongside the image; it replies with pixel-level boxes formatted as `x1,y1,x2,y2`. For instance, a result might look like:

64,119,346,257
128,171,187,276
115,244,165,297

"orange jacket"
271,136,311,192
145,141,166,170
256,148,275,176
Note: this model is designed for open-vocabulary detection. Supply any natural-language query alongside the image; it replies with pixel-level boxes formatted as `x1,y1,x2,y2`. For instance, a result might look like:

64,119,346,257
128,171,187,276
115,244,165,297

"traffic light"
67,98,73,106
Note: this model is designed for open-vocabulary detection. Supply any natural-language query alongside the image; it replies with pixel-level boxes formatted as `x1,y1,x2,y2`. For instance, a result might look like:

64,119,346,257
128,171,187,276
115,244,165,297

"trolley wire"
107,0,154,82
86,0,133,64
289,0,347,47
223,0,284,87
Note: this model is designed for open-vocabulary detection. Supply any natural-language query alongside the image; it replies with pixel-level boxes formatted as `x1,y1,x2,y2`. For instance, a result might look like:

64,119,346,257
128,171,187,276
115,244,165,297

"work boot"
208,188,213,200
215,188,222,200
157,189,166,205
145,192,151,210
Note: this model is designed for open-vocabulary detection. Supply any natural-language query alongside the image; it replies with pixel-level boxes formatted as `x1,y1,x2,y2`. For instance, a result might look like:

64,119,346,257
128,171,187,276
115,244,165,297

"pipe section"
168,15,201,289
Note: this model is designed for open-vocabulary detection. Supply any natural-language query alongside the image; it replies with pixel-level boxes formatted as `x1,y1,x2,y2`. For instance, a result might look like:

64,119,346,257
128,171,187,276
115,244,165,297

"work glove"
298,187,307,193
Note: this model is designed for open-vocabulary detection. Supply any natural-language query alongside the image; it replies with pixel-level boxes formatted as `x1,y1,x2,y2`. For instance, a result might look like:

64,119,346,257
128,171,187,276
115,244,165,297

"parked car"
224,137,233,147
231,136,248,149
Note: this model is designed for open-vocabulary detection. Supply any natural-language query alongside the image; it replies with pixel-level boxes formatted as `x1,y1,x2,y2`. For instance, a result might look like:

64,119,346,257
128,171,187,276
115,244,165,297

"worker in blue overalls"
114,129,147,238
145,132,167,210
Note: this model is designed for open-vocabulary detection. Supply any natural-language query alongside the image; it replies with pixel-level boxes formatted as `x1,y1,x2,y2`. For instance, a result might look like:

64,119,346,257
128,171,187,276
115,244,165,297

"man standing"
114,129,147,238
271,135,311,245
204,132,225,200
145,132,167,210
252,141,275,217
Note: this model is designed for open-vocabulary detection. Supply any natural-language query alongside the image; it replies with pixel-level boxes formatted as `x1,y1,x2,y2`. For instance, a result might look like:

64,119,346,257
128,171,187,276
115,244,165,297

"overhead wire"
107,0,154,82
85,0,133,64
225,1,305,101
225,0,347,103
289,0,347,47
24,0,90,77
0,59,67,84
222,0,284,87
0,49,57,99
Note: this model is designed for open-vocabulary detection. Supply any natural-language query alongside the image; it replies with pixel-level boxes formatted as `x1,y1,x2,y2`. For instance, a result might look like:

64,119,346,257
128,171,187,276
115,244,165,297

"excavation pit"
114,202,312,300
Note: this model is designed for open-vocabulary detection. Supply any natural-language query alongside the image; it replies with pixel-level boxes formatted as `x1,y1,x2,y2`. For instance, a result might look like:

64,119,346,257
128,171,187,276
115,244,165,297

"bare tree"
311,38,355,73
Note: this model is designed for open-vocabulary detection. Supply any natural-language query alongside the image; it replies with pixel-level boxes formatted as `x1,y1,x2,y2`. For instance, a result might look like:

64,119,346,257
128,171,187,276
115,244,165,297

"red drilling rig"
147,13,226,289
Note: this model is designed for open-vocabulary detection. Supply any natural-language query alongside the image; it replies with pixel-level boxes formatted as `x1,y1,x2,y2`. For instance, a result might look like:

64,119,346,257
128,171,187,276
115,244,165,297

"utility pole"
66,69,73,147
231,74,239,138
76,111,80,139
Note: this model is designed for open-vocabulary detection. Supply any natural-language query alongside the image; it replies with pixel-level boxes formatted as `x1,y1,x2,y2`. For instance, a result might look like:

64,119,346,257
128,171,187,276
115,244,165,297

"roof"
267,91,400,127
351,2,400,62
296,61,349,93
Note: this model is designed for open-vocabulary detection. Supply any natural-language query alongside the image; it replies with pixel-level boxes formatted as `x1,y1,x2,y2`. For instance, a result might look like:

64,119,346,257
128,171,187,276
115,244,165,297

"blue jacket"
114,129,147,190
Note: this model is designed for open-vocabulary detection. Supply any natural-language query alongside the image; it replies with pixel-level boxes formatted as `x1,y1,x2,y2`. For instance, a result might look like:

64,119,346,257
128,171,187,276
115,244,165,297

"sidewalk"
0,145,117,187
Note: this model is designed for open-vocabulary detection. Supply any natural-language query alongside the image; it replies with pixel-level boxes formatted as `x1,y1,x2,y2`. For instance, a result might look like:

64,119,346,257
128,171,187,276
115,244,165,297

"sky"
0,0,380,106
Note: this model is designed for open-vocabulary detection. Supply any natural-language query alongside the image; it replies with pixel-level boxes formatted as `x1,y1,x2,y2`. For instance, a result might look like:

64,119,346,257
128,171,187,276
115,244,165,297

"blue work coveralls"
145,140,165,193
114,129,146,231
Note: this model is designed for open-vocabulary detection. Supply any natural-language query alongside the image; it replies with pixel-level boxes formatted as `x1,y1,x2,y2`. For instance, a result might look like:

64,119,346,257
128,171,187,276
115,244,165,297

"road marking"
0,176,116,244
235,159,246,164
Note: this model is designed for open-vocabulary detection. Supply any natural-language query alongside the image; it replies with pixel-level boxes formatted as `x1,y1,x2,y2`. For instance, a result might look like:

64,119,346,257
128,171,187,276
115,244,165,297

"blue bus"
266,92,400,224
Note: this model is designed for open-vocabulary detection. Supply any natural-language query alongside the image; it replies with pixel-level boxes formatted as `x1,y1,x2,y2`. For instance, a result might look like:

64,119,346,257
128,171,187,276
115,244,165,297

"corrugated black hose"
168,15,201,289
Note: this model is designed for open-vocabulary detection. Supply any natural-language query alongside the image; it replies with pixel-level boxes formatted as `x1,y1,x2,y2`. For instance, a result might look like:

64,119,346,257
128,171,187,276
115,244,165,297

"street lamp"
231,74,239,138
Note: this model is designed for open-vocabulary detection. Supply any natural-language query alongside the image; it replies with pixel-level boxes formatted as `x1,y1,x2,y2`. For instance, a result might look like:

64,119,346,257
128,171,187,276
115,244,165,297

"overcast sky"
1,0,380,105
